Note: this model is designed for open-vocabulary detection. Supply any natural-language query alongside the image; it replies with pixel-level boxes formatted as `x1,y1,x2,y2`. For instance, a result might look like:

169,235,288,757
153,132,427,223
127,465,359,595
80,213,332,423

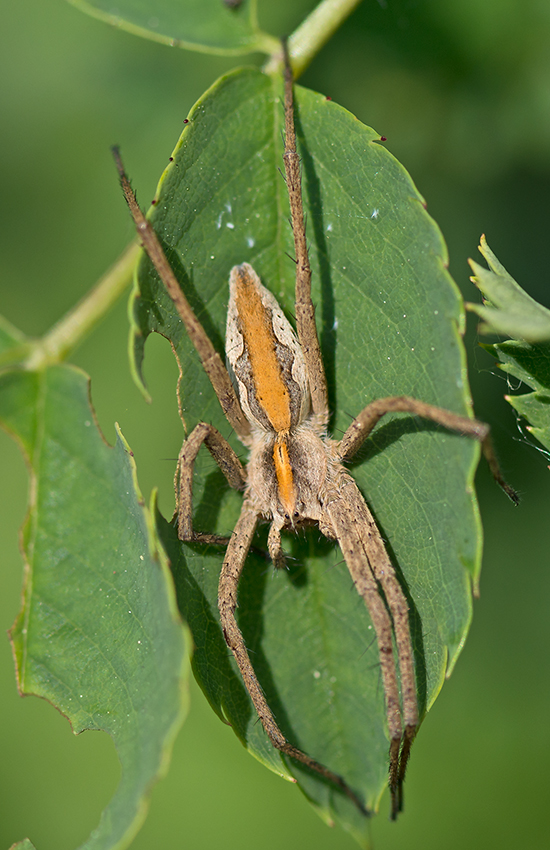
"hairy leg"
112,146,251,441
323,485,408,817
176,421,246,543
338,395,518,504
219,499,369,816
282,42,328,423
335,474,418,817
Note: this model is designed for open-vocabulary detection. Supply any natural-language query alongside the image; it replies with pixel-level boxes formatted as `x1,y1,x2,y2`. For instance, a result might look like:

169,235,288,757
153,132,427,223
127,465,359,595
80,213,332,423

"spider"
113,44,517,820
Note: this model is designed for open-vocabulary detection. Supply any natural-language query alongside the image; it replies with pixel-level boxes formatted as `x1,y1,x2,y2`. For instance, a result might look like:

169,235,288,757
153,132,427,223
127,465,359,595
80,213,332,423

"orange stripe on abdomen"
273,437,295,517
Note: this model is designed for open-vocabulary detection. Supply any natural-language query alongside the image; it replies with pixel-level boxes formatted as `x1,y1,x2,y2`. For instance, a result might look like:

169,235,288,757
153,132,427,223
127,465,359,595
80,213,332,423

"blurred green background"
1,1,549,848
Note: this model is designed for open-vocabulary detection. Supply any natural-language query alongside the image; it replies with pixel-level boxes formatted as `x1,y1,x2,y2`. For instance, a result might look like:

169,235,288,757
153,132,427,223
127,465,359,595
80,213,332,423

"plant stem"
25,241,139,371
263,0,364,77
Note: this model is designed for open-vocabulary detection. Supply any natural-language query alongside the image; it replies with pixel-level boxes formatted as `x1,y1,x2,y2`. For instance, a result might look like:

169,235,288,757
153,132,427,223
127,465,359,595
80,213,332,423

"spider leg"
337,395,518,504
218,499,369,817
282,42,329,424
112,146,251,442
176,421,246,543
323,483,410,818
332,475,418,817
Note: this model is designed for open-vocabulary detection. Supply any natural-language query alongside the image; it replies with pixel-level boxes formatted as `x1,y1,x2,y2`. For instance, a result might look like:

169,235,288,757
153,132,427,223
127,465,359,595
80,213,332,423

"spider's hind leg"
323,474,419,819
323,481,412,818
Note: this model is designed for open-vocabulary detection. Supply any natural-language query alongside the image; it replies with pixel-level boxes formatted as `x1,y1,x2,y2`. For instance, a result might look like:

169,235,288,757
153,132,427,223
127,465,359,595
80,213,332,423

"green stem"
263,0,364,77
25,240,139,371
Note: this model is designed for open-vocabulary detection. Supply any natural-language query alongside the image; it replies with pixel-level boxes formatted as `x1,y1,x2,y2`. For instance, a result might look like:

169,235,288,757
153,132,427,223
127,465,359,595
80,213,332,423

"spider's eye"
293,510,300,518
284,512,290,521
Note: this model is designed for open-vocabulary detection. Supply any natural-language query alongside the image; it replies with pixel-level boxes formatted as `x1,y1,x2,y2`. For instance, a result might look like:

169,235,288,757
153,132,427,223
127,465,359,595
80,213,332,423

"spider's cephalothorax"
113,41,517,822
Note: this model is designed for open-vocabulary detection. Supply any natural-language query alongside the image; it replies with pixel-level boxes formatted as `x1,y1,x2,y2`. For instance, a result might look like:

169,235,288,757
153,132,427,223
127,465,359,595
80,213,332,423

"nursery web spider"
113,44,517,820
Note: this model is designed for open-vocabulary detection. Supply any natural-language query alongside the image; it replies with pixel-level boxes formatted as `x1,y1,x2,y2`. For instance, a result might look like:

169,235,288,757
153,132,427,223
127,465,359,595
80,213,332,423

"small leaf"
508,391,550,450
129,67,486,837
484,339,550,454
469,235,550,458
467,235,550,341
67,0,277,55
0,364,189,850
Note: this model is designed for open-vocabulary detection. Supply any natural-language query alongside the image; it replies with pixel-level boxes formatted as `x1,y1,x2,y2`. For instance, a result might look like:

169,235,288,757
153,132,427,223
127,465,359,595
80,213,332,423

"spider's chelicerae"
113,45,517,819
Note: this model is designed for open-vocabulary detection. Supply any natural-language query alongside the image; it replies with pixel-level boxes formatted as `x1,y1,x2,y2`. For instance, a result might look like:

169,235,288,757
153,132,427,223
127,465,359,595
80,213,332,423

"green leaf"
0,364,189,850
129,67,486,838
467,235,550,342
67,0,278,55
484,339,550,454
9,841,37,850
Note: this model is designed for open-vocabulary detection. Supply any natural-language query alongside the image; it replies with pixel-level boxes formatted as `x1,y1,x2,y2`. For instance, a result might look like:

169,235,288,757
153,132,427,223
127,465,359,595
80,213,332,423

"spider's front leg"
176,421,246,545
112,145,251,443
282,39,328,423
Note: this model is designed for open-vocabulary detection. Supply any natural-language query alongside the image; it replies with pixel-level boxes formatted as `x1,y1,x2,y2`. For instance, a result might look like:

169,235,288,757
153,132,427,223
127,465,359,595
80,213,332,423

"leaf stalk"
24,241,139,371
264,0,364,77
